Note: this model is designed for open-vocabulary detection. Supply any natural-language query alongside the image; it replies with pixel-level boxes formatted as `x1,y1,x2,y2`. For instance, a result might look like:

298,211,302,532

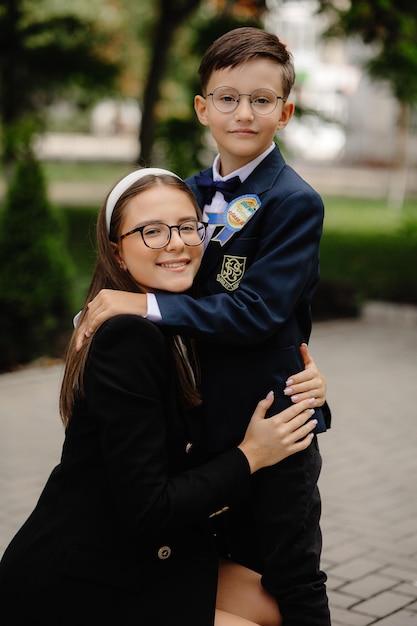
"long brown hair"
59,172,203,427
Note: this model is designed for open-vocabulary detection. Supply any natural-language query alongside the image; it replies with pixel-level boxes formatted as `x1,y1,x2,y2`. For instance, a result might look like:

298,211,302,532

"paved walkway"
0,302,416,625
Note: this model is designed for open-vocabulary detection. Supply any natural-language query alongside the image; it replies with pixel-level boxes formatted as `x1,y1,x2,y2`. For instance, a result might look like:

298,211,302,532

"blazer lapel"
200,145,286,275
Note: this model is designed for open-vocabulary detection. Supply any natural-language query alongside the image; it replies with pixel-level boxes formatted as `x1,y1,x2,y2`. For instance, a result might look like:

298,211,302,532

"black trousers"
212,436,330,626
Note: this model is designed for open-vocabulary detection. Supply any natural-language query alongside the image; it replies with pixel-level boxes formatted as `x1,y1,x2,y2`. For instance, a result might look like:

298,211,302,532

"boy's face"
195,58,294,176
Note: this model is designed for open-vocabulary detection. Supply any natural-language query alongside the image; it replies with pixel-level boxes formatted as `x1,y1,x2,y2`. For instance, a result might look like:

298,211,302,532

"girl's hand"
238,392,316,473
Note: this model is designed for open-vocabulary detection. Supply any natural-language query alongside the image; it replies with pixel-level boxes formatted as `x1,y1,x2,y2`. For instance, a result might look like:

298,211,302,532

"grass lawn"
42,160,132,183
323,196,417,234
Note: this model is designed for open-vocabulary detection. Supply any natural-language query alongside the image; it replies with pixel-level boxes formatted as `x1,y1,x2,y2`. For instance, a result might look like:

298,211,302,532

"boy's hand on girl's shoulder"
74,290,147,352
74,317,89,352
284,343,327,408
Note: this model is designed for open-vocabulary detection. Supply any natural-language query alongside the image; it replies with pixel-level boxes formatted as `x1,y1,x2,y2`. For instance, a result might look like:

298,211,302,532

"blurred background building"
266,0,417,165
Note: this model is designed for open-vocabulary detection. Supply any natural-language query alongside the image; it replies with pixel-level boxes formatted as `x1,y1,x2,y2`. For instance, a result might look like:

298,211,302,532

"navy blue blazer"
0,316,253,625
157,145,331,450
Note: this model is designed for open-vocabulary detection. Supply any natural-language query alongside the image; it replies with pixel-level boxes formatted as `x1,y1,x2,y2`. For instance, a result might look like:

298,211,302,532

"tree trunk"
138,0,201,166
387,101,410,210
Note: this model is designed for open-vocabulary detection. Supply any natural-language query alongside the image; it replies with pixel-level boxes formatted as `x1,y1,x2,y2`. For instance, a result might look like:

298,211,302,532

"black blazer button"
157,545,172,560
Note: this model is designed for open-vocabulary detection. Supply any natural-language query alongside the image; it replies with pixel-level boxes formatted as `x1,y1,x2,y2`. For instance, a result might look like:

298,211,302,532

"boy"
82,27,331,625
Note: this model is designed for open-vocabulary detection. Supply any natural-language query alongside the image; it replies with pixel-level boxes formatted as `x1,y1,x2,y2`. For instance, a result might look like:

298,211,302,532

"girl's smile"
116,185,204,294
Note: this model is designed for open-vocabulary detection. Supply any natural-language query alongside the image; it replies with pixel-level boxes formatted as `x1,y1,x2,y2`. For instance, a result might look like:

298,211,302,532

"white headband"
105,167,181,233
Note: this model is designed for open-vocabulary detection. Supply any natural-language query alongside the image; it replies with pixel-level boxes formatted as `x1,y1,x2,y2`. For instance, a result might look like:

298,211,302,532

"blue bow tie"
194,172,241,205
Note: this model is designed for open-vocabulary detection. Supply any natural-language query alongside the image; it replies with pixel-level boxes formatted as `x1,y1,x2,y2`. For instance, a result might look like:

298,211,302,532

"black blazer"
0,316,252,626
157,145,331,450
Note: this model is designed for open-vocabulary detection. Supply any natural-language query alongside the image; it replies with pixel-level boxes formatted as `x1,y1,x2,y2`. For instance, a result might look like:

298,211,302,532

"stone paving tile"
326,573,349,591
341,574,401,599
353,590,416,618
328,557,390,582
380,566,417,585
324,542,380,565
329,605,375,626
331,590,361,608
309,309,417,624
374,612,417,626
395,583,417,598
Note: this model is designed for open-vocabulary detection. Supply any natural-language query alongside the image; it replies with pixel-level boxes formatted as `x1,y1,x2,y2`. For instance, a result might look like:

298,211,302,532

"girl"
0,169,318,626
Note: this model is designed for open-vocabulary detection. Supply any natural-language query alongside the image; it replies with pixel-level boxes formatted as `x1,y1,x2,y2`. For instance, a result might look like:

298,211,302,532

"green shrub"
313,228,417,320
63,206,97,307
0,151,75,372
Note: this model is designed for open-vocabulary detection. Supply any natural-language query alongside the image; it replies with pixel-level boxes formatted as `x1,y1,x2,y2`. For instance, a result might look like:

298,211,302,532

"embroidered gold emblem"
217,255,247,291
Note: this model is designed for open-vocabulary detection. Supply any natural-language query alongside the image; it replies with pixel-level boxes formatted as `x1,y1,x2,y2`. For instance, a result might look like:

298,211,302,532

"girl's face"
115,185,204,294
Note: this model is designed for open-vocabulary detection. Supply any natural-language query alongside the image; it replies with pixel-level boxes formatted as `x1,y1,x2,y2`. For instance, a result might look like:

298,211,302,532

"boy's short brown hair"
198,27,295,100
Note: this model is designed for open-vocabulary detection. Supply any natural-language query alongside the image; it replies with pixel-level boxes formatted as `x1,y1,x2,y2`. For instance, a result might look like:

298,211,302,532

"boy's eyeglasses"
204,86,285,115
119,220,208,249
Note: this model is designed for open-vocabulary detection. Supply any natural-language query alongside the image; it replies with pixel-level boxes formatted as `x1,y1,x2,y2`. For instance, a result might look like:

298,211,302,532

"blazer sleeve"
156,181,324,345
84,315,251,536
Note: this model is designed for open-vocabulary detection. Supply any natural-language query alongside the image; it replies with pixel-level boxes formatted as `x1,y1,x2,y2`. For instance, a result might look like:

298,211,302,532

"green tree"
138,0,267,170
0,0,124,371
0,0,120,167
317,0,417,208
0,148,75,372
137,0,202,166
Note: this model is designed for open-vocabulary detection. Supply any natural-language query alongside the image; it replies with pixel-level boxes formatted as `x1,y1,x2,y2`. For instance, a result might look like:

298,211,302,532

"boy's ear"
194,94,210,126
276,100,295,131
